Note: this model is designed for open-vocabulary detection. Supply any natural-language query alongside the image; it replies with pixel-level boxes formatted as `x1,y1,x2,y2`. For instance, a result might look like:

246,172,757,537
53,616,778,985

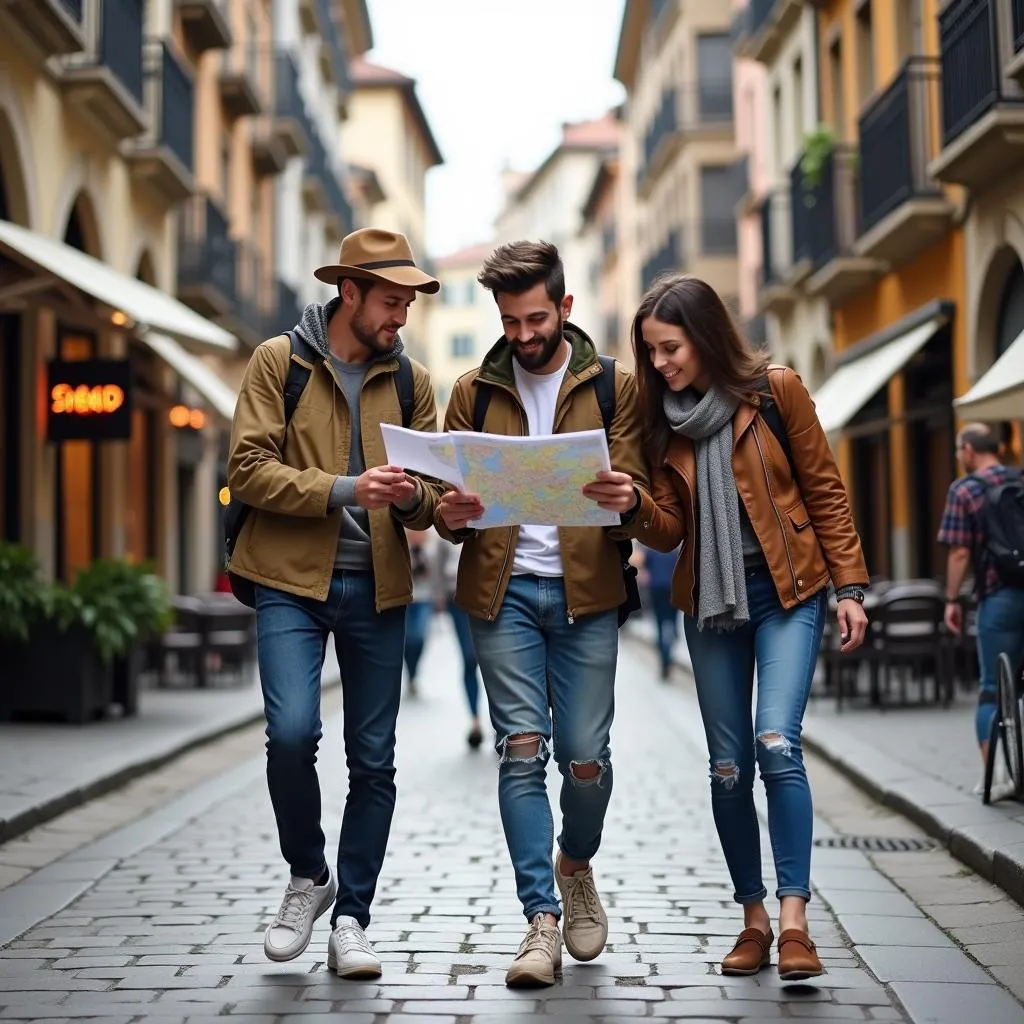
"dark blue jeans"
255,571,405,929
404,600,433,680
449,598,480,716
975,586,1024,745
683,569,825,904
649,586,678,675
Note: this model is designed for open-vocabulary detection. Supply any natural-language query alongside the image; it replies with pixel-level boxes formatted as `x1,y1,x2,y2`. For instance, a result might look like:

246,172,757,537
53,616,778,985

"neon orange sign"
50,382,126,416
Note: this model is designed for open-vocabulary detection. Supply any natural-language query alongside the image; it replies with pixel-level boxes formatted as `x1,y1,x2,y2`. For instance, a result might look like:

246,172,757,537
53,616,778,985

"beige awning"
140,331,237,422
0,218,235,353
954,327,1024,421
812,316,946,434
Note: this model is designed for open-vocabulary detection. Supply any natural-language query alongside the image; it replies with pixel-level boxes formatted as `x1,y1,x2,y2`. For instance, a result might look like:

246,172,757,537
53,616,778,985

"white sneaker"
263,870,337,962
327,915,382,979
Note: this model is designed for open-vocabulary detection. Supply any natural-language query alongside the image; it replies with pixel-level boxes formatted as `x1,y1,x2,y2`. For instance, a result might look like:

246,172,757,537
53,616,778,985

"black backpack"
223,331,415,608
471,354,642,628
974,470,1024,589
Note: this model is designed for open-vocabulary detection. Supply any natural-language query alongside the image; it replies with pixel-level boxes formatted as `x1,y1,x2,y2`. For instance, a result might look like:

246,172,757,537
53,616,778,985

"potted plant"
800,125,836,207
74,560,174,716
0,546,173,723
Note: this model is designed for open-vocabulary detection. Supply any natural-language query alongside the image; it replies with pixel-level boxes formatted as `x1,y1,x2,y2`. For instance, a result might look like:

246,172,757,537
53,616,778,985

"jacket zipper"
750,427,798,595
483,384,525,623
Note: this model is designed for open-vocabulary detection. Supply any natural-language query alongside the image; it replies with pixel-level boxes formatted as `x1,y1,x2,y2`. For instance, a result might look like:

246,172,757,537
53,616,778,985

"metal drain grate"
814,836,938,852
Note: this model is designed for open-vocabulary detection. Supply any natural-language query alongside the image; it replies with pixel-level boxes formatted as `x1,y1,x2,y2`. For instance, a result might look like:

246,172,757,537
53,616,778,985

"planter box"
112,642,144,717
0,624,114,724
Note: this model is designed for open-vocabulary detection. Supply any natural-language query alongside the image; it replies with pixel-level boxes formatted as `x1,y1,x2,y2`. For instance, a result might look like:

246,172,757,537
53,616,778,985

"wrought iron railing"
859,56,942,234
141,40,194,172
178,195,237,304
99,0,145,104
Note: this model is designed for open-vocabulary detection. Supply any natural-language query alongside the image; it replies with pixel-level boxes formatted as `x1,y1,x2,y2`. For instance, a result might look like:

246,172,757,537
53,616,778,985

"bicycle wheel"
996,653,1024,799
983,711,1001,805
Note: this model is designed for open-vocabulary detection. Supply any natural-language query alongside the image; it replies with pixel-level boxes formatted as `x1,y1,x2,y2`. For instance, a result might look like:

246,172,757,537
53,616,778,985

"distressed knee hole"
568,758,607,787
499,733,548,767
712,760,739,790
757,731,792,757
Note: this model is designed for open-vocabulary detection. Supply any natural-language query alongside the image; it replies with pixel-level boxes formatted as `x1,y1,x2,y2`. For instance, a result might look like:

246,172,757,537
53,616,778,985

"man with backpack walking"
227,228,441,979
938,422,1024,795
435,240,649,988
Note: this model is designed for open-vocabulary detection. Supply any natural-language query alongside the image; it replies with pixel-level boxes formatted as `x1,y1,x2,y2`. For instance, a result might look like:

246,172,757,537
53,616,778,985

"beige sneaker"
505,914,562,988
555,854,608,962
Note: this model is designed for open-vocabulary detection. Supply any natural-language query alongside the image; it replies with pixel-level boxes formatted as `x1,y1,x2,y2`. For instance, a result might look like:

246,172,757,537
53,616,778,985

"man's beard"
511,317,563,372
351,307,399,353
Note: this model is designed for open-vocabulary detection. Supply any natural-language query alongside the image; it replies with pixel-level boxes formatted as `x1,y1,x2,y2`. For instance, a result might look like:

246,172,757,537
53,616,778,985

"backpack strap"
283,330,315,429
755,373,794,475
394,353,415,428
472,378,492,434
594,355,617,434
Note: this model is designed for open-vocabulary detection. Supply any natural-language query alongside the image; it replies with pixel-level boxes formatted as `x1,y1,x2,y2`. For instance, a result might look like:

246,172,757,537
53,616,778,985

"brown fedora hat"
314,227,439,294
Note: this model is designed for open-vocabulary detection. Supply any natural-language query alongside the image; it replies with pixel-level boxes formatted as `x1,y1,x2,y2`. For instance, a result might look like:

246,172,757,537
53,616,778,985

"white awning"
0,218,235,353
812,316,946,435
140,331,237,422
954,327,1024,421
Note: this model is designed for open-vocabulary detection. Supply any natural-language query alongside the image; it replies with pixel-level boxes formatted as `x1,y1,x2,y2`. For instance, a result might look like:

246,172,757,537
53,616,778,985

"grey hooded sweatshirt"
294,297,404,572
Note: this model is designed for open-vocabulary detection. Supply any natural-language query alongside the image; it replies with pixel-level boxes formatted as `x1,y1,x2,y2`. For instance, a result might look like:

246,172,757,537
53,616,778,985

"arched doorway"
0,108,31,543
54,192,105,580
996,257,1024,359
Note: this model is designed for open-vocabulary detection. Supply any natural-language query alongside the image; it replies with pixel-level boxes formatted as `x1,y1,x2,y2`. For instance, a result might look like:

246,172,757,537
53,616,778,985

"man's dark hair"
337,276,375,301
959,423,1001,455
477,240,565,305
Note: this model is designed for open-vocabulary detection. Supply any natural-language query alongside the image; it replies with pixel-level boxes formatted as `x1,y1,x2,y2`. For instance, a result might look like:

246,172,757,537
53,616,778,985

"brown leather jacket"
633,366,868,614
436,324,651,623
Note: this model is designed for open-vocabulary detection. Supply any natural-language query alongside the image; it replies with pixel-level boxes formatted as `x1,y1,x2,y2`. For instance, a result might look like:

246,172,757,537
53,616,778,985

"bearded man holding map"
434,240,651,989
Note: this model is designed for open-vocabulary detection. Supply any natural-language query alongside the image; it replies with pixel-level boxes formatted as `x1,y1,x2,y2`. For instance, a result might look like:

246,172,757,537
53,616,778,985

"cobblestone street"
1,618,1022,1022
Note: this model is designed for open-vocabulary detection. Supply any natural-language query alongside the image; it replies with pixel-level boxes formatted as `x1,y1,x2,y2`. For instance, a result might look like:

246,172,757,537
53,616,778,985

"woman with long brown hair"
630,273,870,981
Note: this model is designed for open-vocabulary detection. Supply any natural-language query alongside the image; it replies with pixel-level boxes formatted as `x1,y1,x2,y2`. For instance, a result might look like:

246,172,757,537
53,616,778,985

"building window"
829,37,845,141
464,279,477,305
696,34,733,120
699,165,740,254
450,334,474,358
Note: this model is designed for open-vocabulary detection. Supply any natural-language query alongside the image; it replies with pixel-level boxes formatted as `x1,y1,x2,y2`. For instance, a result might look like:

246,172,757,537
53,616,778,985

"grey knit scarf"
663,386,748,631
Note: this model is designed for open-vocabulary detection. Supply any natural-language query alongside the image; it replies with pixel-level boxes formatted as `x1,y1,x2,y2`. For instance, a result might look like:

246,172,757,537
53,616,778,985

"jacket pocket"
786,502,811,531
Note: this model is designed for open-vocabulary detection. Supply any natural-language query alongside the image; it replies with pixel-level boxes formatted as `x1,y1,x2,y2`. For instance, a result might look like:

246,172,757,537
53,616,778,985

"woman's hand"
837,598,868,653
582,471,638,514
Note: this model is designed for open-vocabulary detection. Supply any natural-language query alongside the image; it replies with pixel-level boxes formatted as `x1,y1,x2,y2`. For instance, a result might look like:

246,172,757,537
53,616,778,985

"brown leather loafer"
777,928,823,981
721,927,773,975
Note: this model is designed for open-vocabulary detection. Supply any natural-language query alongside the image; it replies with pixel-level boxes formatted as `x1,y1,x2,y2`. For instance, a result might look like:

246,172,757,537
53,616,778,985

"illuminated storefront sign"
47,359,133,441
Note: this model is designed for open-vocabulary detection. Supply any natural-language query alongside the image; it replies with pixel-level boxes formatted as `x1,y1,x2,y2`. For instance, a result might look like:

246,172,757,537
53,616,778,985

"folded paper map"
380,424,618,529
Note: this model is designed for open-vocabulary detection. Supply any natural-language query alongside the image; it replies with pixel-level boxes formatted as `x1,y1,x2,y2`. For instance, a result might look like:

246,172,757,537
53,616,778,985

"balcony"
323,169,354,235
272,279,304,337
302,130,329,212
315,0,351,97
855,57,954,267
637,81,734,196
59,0,147,141
125,41,195,203
177,195,238,319
929,0,1024,190
641,231,681,293
219,40,266,120
1007,0,1024,85
735,0,805,65
272,52,310,157
757,178,810,315
803,146,887,306
175,0,230,54
230,241,268,347
6,0,84,59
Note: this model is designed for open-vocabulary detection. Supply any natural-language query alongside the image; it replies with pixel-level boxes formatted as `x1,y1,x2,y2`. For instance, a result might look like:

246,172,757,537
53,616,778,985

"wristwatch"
846,588,866,604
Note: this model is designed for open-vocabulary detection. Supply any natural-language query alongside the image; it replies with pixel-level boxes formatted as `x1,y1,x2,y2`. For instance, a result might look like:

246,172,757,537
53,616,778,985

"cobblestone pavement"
1,616,1023,1022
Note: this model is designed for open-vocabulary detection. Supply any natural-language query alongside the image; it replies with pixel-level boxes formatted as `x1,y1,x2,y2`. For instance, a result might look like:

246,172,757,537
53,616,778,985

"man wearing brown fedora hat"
228,228,442,980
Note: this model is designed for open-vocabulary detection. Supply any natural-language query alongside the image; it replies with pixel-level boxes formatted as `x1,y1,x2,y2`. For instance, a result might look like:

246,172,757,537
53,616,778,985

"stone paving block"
891,981,1024,1024
838,914,953,947
856,945,991,984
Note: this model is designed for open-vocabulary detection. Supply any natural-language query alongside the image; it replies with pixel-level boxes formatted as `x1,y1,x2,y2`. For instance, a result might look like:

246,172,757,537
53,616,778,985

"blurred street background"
1,0,1024,1020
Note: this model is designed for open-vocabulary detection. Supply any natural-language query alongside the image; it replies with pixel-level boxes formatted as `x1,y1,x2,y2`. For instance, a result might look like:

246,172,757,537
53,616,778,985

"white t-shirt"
511,348,570,577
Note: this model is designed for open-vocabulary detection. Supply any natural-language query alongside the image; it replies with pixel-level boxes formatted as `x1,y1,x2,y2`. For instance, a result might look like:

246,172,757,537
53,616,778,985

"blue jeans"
650,586,678,675
448,598,480,716
255,571,405,929
683,569,826,904
976,586,1024,745
404,600,433,680
469,575,618,920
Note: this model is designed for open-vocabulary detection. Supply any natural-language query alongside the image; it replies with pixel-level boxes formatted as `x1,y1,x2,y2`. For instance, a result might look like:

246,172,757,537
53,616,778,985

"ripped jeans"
469,575,618,921
683,568,826,904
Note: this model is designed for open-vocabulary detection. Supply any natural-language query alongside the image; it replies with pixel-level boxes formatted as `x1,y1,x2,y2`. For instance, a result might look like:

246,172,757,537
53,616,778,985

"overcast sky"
364,0,627,259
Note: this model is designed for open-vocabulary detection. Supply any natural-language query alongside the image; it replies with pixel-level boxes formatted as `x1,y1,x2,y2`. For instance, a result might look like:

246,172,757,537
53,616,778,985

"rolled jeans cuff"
776,886,812,902
523,902,561,922
734,885,768,905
